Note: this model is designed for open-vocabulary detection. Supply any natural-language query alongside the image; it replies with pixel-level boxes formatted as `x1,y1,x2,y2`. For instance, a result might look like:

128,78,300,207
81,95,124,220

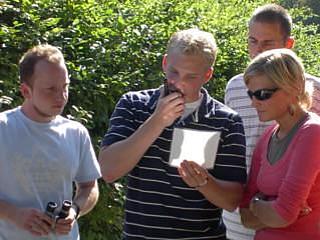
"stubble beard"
33,103,63,120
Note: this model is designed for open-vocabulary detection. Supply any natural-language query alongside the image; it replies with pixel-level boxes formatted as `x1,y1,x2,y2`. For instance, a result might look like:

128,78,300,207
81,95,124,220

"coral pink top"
241,113,320,240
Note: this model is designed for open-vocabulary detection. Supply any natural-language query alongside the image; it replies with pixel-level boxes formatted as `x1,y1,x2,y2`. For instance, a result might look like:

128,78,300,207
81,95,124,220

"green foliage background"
0,0,319,238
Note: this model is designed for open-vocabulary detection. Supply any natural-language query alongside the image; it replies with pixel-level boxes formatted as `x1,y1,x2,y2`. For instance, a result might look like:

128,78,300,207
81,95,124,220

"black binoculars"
45,200,72,220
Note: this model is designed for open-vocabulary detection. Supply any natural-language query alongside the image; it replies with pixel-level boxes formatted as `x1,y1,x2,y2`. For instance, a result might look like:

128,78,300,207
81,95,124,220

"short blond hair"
19,44,65,85
166,28,217,68
244,48,312,110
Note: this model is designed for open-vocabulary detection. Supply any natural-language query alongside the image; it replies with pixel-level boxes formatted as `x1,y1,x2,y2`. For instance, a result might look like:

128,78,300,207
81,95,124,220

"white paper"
169,128,221,169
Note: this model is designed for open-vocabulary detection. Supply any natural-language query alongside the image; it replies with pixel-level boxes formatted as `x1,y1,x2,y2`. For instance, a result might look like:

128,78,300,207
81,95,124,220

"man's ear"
285,36,295,49
162,54,168,72
204,67,214,84
20,83,32,99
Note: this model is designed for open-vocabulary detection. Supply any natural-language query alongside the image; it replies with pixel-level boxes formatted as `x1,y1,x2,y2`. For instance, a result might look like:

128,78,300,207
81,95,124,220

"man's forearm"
99,115,165,182
73,181,99,218
99,91,185,182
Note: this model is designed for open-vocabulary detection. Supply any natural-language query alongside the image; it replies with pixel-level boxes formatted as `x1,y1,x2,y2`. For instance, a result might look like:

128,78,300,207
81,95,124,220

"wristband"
252,196,261,204
195,177,209,189
72,202,80,219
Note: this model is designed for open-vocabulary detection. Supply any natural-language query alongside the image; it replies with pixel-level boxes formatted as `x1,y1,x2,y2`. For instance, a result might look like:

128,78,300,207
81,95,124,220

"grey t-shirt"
268,113,309,165
0,107,101,240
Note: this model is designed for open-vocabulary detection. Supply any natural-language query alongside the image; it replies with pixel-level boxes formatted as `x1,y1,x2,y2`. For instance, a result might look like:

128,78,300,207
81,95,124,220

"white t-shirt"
181,94,203,119
0,107,101,240
223,73,320,240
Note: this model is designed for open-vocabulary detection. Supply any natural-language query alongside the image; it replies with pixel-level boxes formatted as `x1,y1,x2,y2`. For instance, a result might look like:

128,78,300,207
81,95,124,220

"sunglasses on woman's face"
247,88,279,101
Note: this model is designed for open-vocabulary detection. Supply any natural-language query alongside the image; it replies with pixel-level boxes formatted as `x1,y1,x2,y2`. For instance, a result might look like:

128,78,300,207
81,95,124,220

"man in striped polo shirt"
223,4,320,240
99,28,247,239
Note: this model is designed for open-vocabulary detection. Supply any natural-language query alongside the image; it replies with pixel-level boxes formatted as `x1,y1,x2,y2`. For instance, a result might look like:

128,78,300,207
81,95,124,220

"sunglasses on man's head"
247,88,278,101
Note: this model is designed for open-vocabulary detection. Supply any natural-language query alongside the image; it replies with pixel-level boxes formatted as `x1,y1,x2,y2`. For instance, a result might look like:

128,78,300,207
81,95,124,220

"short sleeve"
101,93,137,147
75,126,101,182
213,113,247,183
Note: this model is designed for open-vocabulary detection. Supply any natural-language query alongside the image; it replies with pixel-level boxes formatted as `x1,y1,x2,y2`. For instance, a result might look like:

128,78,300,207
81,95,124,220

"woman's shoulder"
298,112,320,136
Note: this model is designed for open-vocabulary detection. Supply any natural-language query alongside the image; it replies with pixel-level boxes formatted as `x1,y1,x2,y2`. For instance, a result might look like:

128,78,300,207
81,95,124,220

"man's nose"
167,77,177,84
257,42,266,54
56,89,68,101
167,77,182,87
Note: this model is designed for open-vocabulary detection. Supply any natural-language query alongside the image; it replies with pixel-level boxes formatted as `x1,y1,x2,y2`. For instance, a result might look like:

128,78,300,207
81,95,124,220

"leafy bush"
1,0,319,238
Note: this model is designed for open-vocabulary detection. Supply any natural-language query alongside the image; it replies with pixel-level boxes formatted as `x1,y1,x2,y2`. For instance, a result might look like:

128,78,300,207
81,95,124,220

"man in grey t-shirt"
0,44,101,239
